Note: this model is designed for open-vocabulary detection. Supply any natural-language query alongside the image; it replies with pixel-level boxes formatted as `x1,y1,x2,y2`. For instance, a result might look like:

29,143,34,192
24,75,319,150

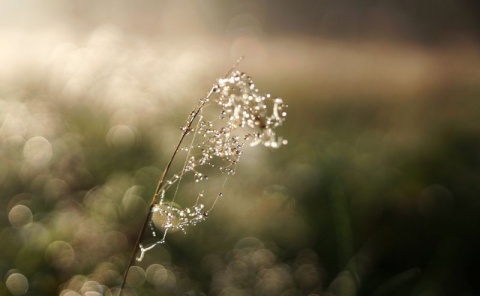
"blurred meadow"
1,1,480,295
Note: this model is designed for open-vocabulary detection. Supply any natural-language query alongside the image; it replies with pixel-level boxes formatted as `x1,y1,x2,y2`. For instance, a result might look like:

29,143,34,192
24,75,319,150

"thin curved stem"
118,91,211,295
118,58,243,295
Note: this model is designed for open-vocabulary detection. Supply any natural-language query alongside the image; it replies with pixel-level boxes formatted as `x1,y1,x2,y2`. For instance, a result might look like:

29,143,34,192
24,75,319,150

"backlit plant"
120,60,287,293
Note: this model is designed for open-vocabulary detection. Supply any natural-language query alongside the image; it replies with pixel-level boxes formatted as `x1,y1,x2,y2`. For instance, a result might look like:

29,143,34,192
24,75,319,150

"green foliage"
2,51,480,295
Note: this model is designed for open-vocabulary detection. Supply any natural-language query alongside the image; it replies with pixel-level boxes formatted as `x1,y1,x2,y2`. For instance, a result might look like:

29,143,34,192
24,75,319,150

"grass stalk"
118,59,242,295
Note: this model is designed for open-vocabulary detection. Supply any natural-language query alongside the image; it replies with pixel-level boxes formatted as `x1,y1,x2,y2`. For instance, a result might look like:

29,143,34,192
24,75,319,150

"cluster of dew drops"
137,70,287,261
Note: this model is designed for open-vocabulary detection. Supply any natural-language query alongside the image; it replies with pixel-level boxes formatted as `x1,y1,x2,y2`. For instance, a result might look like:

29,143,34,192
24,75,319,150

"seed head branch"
119,57,287,295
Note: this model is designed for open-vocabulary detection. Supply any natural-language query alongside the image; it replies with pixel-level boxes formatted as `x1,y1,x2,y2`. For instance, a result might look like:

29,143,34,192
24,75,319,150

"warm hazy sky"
1,0,479,43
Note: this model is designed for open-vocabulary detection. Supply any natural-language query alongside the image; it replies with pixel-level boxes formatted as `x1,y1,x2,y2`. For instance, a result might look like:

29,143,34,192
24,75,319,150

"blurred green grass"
1,18,480,296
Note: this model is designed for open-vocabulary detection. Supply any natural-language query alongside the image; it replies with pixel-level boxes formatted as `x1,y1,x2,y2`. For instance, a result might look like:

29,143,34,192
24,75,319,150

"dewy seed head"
138,68,287,261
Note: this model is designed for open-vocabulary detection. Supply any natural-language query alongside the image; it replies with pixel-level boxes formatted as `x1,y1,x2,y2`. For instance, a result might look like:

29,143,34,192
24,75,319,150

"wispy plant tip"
119,59,287,294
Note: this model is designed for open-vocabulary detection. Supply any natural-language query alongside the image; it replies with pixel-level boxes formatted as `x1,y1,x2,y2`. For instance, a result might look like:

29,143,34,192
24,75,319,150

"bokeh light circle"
126,266,145,287
80,280,103,295
106,124,137,149
8,205,33,228
45,241,75,268
6,272,29,295
145,264,168,286
23,136,53,166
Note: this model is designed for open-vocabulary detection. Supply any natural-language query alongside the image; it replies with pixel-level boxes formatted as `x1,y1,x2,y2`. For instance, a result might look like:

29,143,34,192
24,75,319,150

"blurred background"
1,0,480,295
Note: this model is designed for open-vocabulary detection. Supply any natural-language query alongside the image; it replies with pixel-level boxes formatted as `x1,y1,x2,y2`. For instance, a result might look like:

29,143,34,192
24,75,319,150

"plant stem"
118,58,242,295
118,92,210,295
118,204,153,294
